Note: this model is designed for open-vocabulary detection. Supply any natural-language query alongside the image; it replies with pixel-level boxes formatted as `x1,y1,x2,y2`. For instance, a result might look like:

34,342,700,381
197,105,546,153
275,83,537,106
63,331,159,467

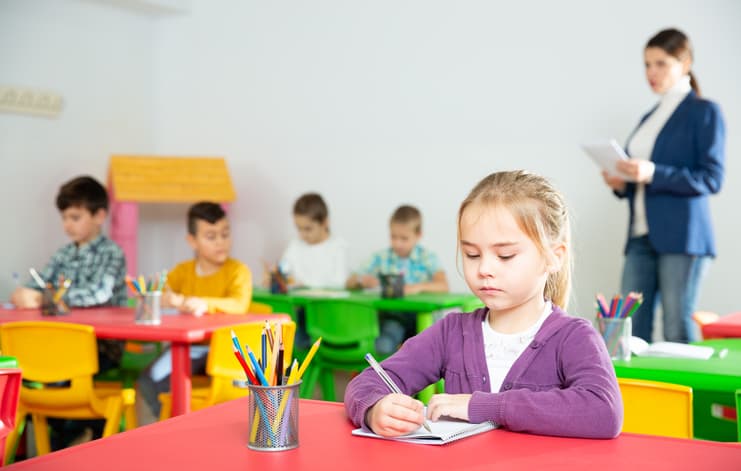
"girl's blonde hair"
458,170,572,308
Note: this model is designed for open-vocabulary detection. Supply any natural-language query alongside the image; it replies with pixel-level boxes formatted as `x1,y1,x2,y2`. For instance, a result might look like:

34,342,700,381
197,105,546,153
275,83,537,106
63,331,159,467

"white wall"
2,1,739,332
0,0,157,294
152,0,741,323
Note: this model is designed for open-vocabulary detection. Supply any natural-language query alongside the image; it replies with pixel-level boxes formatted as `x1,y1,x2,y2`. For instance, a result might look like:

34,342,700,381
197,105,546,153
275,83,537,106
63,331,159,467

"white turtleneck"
627,75,692,236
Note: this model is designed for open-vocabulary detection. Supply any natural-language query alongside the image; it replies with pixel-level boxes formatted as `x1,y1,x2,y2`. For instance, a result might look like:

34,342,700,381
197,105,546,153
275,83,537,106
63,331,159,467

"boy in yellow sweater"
138,202,252,422
162,202,252,314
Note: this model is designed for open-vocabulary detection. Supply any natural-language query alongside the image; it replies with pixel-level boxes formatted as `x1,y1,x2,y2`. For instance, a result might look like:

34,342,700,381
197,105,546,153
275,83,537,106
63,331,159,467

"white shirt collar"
660,75,692,101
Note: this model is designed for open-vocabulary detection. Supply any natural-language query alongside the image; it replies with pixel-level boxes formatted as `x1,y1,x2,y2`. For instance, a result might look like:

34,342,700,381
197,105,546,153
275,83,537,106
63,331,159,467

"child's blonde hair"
457,170,572,308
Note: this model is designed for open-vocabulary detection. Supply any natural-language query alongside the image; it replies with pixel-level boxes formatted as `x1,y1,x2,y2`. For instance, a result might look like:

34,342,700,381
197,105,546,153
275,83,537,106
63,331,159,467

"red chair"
0,368,22,466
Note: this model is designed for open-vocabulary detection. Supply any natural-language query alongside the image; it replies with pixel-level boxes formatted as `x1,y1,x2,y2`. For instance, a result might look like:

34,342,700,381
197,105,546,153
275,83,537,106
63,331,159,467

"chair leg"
158,394,172,421
3,408,26,465
300,366,320,399
30,414,50,456
124,402,138,430
102,398,124,438
319,369,336,402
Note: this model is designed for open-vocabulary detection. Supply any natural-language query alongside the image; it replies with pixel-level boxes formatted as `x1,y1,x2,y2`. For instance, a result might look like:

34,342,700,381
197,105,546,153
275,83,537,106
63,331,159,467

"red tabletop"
7,399,741,470
0,307,290,415
702,312,741,339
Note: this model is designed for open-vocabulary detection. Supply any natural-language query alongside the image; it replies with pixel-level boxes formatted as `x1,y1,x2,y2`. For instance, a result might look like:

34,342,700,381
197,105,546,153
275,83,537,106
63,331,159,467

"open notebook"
352,417,498,445
629,336,716,360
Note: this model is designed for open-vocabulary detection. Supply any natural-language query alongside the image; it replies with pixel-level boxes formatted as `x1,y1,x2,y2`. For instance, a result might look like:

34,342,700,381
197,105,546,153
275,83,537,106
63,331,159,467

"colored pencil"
297,337,322,380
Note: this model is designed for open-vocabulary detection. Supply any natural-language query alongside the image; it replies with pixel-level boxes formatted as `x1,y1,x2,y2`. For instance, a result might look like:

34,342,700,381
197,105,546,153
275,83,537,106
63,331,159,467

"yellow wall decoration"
109,155,235,203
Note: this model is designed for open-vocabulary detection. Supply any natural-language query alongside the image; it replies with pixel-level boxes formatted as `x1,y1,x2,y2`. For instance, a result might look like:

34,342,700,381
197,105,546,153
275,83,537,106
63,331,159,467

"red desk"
702,312,741,339
0,308,289,416
7,400,741,470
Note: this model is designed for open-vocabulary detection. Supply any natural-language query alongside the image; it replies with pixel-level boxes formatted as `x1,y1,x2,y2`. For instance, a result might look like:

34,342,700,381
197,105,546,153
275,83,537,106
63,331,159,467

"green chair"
256,298,307,362
300,300,381,401
0,357,18,369
94,341,162,429
94,341,162,388
736,389,741,442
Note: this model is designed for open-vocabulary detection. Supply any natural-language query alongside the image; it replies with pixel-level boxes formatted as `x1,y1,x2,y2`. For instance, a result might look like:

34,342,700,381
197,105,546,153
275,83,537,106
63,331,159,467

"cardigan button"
503,383,512,390
530,341,540,349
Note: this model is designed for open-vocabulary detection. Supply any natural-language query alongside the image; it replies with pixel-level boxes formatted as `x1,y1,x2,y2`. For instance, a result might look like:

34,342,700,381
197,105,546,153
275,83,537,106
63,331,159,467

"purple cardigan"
344,305,623,439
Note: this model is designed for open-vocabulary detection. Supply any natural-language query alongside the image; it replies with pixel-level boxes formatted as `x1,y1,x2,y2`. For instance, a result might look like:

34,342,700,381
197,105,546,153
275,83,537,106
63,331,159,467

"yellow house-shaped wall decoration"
108,155,236,274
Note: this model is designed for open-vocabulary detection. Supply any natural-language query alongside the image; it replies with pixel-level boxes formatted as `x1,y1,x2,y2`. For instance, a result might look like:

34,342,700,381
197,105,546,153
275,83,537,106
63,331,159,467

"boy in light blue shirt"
347,205,448,353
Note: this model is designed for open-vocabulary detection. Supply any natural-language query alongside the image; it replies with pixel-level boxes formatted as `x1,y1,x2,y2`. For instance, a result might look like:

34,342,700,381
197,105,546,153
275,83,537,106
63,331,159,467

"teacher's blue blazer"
618,91,725,257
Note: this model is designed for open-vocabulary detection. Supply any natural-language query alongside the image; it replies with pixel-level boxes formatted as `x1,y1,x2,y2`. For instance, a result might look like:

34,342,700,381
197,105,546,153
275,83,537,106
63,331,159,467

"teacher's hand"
616,159,655,183
601,171,627,192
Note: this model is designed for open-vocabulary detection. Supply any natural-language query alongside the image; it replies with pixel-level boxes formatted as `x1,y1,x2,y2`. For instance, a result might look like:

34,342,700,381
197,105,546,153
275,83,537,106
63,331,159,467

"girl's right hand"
601,170,627,192
365,393,426,437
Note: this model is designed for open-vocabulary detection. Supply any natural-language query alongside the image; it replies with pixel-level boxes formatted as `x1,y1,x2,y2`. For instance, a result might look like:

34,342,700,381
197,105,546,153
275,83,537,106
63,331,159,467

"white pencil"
365,353,432,432
29,268,46,289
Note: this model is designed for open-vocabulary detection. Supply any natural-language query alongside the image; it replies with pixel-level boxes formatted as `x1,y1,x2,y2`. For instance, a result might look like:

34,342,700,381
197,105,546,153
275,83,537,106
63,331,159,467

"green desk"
613,339,741,442
253,288,483,333
253,288,484,402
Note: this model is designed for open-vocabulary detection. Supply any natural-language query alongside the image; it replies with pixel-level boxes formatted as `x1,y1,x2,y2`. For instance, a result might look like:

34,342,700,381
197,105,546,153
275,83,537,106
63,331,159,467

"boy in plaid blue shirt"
11,175,127,370
11,175,127,449
347,205,448,353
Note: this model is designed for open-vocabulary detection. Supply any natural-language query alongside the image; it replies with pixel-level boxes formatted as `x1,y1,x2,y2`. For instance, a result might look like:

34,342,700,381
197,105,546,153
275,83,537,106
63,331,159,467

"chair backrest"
248,301,273,314
304,300,379,363
692,311,720,327
206,321,296,380
0,322,98,382
692,311,719,340
0,368,22,465
0,321,99,408
618,377,693,439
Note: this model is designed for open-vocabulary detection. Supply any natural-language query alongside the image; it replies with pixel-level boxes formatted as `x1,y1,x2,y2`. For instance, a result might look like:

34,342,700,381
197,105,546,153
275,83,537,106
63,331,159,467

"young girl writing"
344,170,622,439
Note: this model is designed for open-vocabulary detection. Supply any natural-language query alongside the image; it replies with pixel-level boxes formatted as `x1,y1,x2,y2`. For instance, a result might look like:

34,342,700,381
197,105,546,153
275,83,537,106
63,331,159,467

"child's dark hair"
55,176,109,214
293,193,328,224
390,205,422,233
187,202,226,235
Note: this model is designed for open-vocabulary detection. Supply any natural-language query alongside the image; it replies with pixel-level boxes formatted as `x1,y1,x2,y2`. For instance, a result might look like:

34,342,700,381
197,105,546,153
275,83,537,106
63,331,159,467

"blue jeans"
621,236,710,343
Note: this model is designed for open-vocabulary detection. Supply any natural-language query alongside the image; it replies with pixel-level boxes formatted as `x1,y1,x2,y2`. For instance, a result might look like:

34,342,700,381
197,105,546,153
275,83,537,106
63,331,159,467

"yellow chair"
0,321,135,459
248,301,273,314
618,377,693,439
158,320,296,420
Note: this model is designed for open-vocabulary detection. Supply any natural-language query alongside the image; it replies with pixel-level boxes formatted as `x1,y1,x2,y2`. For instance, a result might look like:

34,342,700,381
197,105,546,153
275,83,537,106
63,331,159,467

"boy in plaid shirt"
12,175,127,372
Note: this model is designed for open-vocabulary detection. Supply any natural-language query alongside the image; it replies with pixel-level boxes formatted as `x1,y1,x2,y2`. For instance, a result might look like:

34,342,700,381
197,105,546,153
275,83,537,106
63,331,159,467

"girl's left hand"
616,159,654,183
426,393,472,422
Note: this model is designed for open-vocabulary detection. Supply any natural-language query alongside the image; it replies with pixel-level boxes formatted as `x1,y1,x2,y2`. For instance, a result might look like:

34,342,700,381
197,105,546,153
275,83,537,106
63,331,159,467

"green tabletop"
253,288,483,332
253,288,481,311
613,339,741,393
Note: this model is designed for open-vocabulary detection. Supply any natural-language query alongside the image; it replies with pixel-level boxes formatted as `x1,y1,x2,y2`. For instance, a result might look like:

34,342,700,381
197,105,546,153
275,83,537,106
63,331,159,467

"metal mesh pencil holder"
246,381,301,451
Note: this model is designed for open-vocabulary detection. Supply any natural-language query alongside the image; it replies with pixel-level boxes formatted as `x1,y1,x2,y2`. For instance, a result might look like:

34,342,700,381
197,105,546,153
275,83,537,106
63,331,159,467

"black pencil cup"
270,270,289,294
379,273,404,299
